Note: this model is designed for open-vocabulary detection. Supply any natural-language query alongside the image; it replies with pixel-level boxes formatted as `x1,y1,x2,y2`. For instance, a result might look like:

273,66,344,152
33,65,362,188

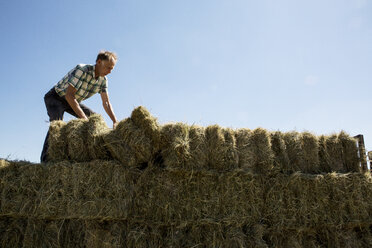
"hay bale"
0,162,46,218
48,115,111,162
132,168,264,226
322,172,372,225
282,132,304,173
86,114,111,160
66,161,140,219
264,230,321,248
0,217,87,248
114,118,155,165
1,217,372,247
318,135,332,172
47,161,140,219
186,125,208,169
319,134,349,173
338,131,360,172
106,118,154,167
325,134,345,172
300,132,320,173
270,131,290,172
205,125,239,171
0,161,141,220
85,220,126,248
235,128,273,173
22,218,63,248
311,226,372,248
282,131,320,173
125,223,165,247
0,217,372,248
2,159,372,247
160,123,191,169
125,222,268,247
251,224,269,248
0,217,26,248
65,118,90,162
103,127,136,167
159,124,208,170
47,120,68,161
162,222,251,248
130,106,161,149
31,161,72,217
263,171,372,232
248,128,273,173
235,128,253,170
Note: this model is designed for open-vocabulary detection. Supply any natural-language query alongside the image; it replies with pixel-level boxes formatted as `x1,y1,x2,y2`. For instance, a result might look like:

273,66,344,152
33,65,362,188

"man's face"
96,59,116,77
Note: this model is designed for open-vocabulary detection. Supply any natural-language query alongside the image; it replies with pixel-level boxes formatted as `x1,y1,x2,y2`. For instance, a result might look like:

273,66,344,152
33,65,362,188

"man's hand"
101,92,118,127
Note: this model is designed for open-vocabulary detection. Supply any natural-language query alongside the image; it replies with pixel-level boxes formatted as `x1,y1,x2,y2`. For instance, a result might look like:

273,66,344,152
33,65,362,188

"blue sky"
1,0,371,163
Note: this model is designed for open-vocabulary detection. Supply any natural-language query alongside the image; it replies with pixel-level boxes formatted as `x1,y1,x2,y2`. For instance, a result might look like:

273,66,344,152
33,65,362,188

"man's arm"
65,84,88,120
101,92,118,128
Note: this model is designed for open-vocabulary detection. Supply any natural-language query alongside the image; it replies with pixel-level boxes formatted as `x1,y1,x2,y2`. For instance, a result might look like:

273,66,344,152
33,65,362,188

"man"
41,50,118,162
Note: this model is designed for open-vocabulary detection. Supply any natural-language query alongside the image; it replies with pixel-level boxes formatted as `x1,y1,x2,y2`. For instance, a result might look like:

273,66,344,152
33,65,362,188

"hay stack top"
47,106,361,174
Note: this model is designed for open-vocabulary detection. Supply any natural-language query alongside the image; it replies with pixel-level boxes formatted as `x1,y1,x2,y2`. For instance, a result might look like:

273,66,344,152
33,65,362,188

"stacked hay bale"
47,114,111,162
1,106,370,247
47,106,161,167
46,106,362,174
86,114,111,160
235,128,273,173
104,106,161,168
160,123,193,169
47,120,68,161
1,160,371,247
318,132,360,173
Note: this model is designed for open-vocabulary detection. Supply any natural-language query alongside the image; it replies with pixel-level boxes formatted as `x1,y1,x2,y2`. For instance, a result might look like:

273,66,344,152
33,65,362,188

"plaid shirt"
54,64,108,102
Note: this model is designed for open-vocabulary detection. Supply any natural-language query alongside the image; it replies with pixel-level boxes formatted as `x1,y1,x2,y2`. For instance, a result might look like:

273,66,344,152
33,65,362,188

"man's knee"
49,113,64,122
80,104,95,117
46,101,64,121
44,91,65,121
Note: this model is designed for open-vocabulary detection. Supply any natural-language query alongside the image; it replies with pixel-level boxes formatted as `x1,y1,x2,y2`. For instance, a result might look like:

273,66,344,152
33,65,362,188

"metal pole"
354,134,368,172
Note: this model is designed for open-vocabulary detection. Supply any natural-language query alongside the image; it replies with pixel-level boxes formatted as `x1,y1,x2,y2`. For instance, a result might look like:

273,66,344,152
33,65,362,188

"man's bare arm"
65,84,88,120
101,92,118,128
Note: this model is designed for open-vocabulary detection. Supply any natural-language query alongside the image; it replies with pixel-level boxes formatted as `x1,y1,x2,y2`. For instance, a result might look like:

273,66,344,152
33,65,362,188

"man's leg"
80,103,96,117
40,88,66,163
65,102,96,118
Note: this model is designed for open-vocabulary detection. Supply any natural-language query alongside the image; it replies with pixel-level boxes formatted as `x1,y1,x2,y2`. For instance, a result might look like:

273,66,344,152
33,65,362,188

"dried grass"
104,118,153,167
47,120,68,161
65,119,89,162
86,114,111,160
130,106,161,149
235,128,273,173
132,167,264,225
0,160,372,247
45,106,361,174
160,123,191,169
318,132,360,173
270,131,290,172
263,172,372,231
0,160,140,219
10,106,367,246
159,124,209,170
205,125,239,171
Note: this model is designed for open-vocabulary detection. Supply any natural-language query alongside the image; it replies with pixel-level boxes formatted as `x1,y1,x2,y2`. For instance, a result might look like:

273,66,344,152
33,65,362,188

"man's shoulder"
74,64,94,73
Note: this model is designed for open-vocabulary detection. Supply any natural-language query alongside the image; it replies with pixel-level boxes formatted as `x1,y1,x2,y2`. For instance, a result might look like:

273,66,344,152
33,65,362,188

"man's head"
95,50,117,77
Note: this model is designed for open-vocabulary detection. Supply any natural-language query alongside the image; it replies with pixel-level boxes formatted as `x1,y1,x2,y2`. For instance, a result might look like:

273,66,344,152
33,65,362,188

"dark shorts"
44,87,95,121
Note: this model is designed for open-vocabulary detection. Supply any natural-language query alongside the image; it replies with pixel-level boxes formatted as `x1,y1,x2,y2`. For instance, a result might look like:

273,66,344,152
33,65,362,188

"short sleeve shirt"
54,64,108,102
